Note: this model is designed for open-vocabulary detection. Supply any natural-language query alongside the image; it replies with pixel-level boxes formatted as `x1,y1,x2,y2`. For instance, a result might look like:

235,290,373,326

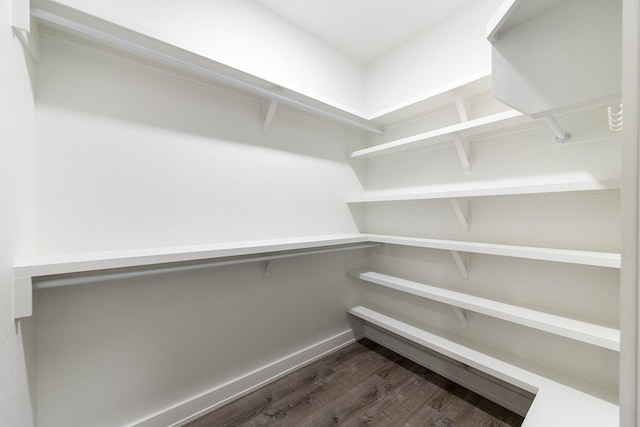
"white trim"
131,330,356,427
620,0,639,424
364,325,534,416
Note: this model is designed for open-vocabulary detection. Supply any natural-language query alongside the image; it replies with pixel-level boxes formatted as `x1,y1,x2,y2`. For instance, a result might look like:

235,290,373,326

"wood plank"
185,339,524,426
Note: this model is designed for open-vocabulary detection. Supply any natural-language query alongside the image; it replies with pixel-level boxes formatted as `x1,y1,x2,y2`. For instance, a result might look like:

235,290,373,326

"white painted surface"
35,36,363,255
33,34,366,427
349,306,619,427
0,0,37,424
354,271,620,350
351,110,527,159
347,178,620,203
620,0,639,424
18,234,369,278
367,234,621,268
364,0,503,116
39,0,366,114
132,330,355,427
490,0,622,116
253,0,475,63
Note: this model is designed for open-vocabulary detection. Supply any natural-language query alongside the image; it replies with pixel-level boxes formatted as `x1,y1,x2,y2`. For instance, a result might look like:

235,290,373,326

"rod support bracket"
263,260,275,278
543,116,570,143
13,276,33,319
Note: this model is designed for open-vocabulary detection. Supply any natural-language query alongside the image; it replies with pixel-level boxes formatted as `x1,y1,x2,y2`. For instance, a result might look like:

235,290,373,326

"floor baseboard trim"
131,329,356,427
364,325,534,417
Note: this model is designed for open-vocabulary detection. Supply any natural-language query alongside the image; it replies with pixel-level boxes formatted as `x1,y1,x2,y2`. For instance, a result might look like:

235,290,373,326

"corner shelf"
346,178,620,203
351,109,531,162
366,234,621,270
351,271,619,351
348,305,618,427
12,234,377,319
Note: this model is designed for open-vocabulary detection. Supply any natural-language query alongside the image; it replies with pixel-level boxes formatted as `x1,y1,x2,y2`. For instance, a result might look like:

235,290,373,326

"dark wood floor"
185,339,525,427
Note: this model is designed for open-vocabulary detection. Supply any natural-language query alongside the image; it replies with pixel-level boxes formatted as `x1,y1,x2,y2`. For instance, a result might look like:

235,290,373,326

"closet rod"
31,8,385,135
32,242,382,289
542,116,570,143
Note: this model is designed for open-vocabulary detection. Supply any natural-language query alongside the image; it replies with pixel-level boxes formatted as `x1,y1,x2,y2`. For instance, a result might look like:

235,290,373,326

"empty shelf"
353,271,619,351
366,234,621,268
346,178,620,203
350,110,529,160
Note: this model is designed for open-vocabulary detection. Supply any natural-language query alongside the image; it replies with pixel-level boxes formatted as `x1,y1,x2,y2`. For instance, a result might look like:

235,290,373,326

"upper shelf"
15,234,372,280
346,178,620,203
367,234,621,269
486,0,621,117
351,109,530,160
486,0,566,43
12,234,377,319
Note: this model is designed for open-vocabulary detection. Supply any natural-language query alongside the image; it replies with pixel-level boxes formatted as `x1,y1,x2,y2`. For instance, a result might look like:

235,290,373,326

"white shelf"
352,271,619,351
366,234,621,269
348,305,618,427
350,109,530,160
12,234,375,319
346,178,620,203
486,0,565,43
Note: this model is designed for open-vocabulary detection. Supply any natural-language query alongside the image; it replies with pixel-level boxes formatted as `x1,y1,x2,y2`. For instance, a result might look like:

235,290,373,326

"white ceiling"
253,0,475,63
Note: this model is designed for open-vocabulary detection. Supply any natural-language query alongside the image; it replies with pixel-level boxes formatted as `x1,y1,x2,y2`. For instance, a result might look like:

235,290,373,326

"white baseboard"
131,329,356,427
364,325,535,417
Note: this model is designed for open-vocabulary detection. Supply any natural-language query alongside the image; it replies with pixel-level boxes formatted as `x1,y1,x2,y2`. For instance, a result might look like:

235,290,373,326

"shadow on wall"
34,34,366,162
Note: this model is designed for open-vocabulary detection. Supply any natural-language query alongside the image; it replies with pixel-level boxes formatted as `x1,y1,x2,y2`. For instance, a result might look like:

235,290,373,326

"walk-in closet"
2,0,638,426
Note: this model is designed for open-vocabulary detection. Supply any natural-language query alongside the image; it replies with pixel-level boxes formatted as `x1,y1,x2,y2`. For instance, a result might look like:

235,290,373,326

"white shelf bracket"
262,98,279,135
13,276,33,319
452,133,471,173
11,0,39,62
543,116,570,143
451,306,469,328
449,250,469,279
449,199,470,231
452,92,470,122
263,260,275,278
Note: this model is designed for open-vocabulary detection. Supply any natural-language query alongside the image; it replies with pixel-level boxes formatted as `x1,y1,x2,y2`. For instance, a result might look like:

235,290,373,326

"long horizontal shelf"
12,234,376,319
353,271,619,351
15,234,372,279
348,305,618,427
366,234,621,268
346,178,620,203
350,109,530,160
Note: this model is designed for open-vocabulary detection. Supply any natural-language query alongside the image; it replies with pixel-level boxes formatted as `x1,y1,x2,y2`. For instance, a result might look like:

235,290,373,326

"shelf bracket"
542,116,570,143
449,199,469,231
13,276,33,319
449,250,469,279
263,260,275,278
452,134,471,173
11,0,39,62
453,92,470,122
262,98,279,135
451,306,468,328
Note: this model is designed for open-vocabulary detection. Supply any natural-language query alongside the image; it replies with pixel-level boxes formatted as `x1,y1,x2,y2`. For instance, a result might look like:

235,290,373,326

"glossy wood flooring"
185,339,525,427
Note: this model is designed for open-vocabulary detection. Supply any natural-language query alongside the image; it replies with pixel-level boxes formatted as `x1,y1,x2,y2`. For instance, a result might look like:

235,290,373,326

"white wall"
0,1,38,426
36,36,364,254
363,0,503,117
40,0,366,115
33,34,366,426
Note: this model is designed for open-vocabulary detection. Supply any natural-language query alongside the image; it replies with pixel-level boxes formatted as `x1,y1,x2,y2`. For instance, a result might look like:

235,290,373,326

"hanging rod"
542,116,570,143
31,8,385,135
32,242,382,289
